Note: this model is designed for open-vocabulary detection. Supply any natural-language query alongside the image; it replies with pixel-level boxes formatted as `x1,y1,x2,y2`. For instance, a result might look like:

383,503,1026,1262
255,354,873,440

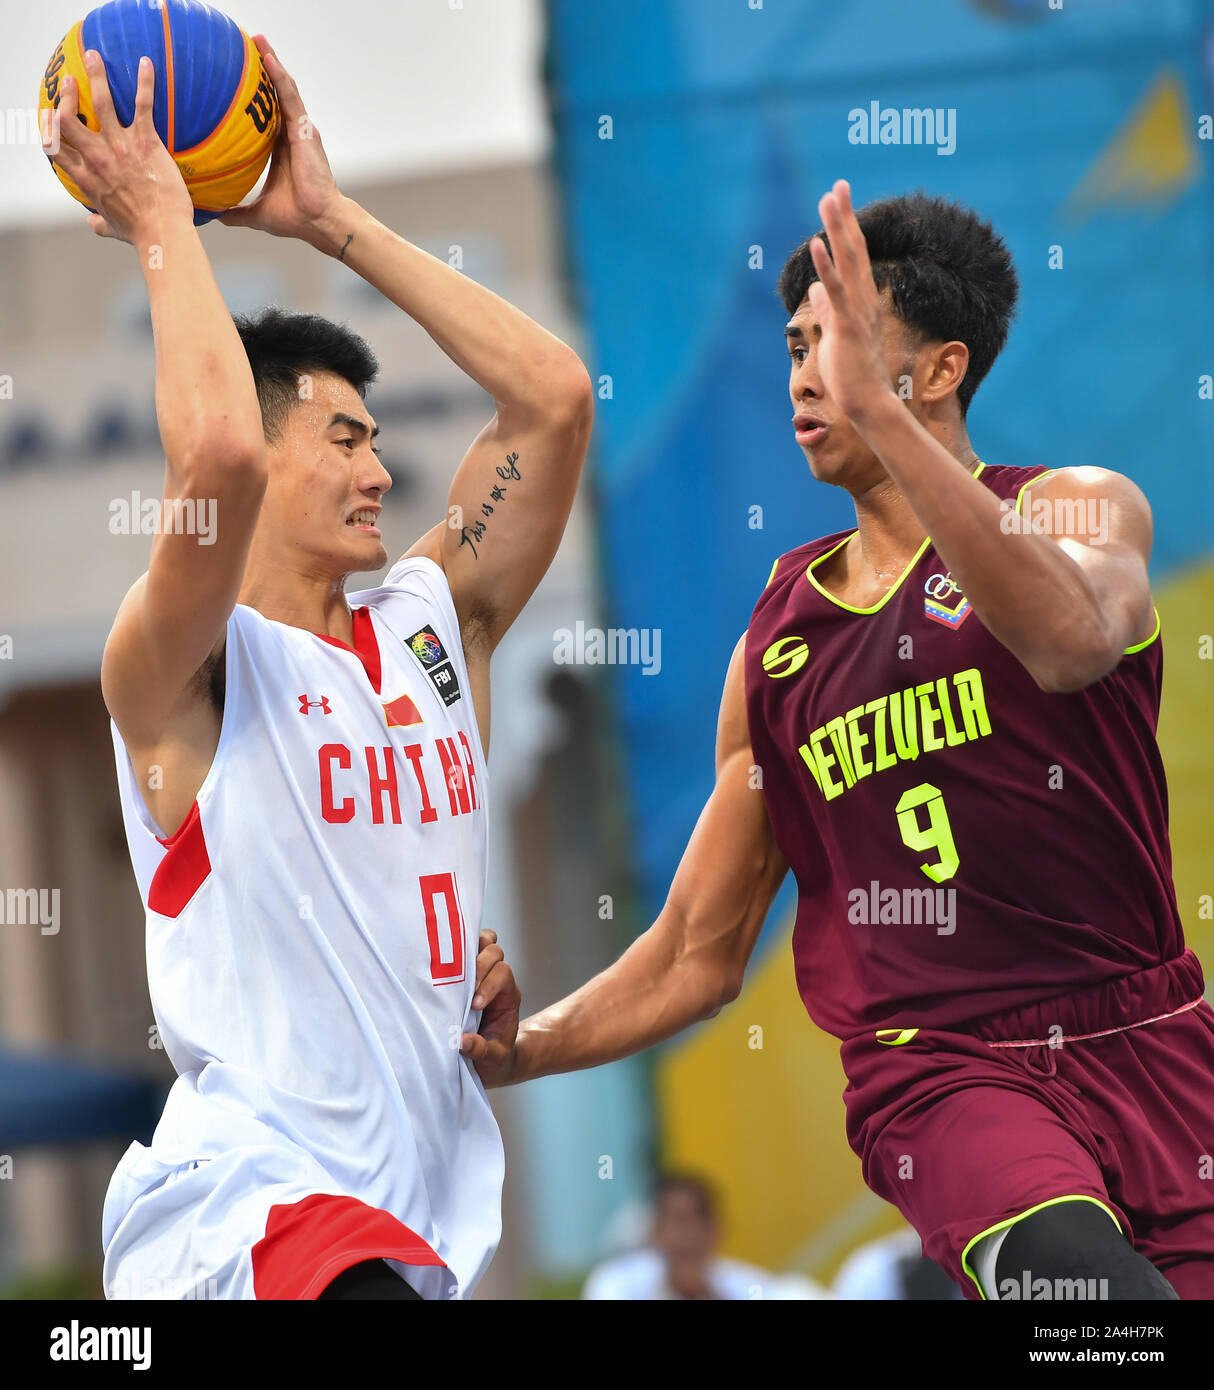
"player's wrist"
500,1023,540,1085
131,199,200,258
307,194,364,259
845,383,903,435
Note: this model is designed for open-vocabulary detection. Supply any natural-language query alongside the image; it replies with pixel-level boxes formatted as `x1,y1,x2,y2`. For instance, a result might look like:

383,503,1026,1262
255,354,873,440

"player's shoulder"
349,554,458,623
975,460,1145,508
350,556,471,676
983,463,1152,547
356,553,451,599
973,459,1060,505
1011,463,1149,507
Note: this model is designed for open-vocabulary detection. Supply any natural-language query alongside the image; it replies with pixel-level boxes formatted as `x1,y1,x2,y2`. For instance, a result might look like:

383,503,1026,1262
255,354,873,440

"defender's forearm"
313,196,585,415
137,218,264,477
853,394,1109,679
508,913,727,1085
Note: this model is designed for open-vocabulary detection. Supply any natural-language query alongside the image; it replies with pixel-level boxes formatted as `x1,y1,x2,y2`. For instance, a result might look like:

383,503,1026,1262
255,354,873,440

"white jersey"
102,556,503,1300
581,1249,830,1300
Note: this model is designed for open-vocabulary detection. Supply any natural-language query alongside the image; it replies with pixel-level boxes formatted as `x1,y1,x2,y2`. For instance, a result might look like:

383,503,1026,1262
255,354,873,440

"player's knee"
994,1200,1178,1301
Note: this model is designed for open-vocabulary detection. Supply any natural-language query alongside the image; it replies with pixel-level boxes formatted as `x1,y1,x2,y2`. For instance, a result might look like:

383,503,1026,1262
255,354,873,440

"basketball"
38,0,279,226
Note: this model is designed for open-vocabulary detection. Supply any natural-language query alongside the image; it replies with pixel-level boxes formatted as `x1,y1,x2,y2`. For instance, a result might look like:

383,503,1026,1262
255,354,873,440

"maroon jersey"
744,462,1188,1040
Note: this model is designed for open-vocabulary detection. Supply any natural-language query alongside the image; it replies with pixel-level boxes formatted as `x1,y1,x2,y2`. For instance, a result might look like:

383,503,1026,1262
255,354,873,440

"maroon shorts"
840,950,1214,1299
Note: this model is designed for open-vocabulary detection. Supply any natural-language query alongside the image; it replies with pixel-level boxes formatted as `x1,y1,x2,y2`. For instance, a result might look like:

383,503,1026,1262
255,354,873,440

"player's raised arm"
805,179,1154,693
224,39,593,657
57,57,268,744
467,636,789,1087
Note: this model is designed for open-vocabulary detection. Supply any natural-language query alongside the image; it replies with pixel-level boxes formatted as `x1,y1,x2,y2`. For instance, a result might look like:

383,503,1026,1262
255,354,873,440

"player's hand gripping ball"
39,0,279,225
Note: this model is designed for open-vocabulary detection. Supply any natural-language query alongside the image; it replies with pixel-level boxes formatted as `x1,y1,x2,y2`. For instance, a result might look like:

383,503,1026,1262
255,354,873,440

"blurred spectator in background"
583,1172,827,1300
832,1225,962,1300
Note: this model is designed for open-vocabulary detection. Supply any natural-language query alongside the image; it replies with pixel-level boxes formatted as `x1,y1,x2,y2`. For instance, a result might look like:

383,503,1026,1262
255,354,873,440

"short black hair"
233,307,379,443
654,1172,717,1221
777,190,1018,416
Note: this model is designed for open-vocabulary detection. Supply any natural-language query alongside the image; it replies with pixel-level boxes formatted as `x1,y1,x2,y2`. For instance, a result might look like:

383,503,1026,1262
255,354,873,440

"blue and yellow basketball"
39,0,279,226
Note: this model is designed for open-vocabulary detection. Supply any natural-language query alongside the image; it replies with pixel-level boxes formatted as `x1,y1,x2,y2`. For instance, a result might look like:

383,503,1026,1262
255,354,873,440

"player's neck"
839,434,980,600
850,472,929,569
238,564,355,644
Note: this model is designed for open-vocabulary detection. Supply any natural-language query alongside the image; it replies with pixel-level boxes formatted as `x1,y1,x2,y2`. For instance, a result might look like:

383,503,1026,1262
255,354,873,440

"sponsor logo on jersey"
409,630,445,667
762,635,810,678
298,695,332,715
406,629,462,707
923,572,972,628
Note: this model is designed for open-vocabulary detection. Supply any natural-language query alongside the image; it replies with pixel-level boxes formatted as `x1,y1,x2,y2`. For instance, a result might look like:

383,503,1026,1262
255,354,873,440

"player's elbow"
714,968,745,1010
544,356,595,430
507,353,594,433
1032,645,1122,694
694,956,745,1015
1028,616,1123,694
675,955,740,1021
1031,658,1108,695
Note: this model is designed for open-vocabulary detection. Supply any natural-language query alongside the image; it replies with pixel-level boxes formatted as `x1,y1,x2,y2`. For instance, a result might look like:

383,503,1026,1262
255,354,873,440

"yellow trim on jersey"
765,556,780,588
874,1028,920,1046
1123,607,1161,655
961,1194,1123,1301
804,461,986,614
1013,467,1057,515
804,531,925,615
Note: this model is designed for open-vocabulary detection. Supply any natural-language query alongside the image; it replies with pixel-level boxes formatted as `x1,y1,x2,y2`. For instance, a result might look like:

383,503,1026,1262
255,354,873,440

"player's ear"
919,340,969,407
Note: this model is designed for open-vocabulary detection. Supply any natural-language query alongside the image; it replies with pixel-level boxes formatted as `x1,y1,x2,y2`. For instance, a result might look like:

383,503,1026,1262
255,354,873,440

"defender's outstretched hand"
808,179,898,424
460,930,521,1088
220,37,343,246
47,53,192,243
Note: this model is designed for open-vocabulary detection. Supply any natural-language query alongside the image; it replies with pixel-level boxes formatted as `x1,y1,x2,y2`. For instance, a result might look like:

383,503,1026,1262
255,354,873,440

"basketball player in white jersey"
51,43,591,1299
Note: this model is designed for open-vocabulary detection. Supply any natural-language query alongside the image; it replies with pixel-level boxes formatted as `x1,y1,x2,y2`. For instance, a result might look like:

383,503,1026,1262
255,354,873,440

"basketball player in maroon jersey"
470,181,1214,1298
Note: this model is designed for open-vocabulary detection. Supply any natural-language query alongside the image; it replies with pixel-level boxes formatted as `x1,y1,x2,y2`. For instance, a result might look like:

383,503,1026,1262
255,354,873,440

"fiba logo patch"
409,630,444,667
405,628,462,707
763,635,809,678
924,573,972,629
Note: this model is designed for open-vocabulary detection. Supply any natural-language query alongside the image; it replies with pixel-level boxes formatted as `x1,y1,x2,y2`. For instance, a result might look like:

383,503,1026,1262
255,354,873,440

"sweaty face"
259,371,393,578
785,284,920,487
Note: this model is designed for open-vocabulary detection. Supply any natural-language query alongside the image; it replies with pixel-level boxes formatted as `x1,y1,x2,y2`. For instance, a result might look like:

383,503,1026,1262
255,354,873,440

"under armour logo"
298,695,332,715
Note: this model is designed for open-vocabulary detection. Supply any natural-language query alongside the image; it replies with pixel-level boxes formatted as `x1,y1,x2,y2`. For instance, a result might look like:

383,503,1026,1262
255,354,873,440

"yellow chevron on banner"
1063,70,1198,222
1155,557,1214,969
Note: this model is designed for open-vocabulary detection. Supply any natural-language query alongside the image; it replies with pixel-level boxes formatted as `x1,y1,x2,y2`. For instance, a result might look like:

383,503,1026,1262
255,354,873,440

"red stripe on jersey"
252,1192,447,1299
314,606,383,694
148,801,211,918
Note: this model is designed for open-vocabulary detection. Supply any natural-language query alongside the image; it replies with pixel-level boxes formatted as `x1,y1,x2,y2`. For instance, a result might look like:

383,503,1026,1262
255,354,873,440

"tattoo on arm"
459,452,521,558
337,234,353,263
